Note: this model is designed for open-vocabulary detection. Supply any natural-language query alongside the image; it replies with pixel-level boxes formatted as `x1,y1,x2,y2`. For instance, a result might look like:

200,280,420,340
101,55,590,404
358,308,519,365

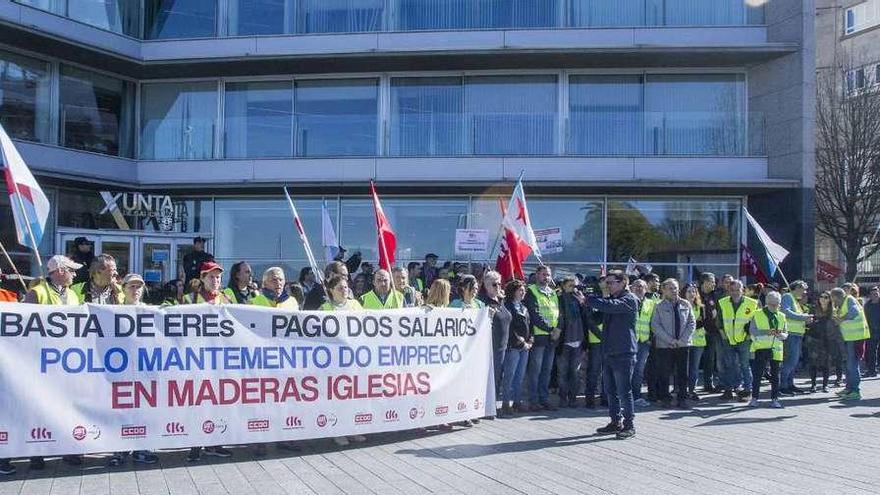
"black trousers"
654,347,689,402
751,349,780,400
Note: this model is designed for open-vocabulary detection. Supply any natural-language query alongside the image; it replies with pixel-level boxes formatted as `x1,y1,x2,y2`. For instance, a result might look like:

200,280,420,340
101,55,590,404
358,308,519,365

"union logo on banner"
247,420,270,432
163,422,186,437
0,431,8,444
121,425,146,439
284,416,303,429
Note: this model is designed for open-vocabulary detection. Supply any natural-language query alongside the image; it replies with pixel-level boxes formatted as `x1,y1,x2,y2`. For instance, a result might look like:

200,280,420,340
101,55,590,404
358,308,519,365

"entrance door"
59,234,134,278
140,238,173,285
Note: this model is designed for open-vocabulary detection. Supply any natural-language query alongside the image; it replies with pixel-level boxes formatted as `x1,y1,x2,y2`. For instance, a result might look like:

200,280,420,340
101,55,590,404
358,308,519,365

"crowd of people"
0,242,876,475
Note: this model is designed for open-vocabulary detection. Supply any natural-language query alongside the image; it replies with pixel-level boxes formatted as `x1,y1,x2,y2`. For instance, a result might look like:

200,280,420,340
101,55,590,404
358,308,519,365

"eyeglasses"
491,283,501,287
820,295,830,299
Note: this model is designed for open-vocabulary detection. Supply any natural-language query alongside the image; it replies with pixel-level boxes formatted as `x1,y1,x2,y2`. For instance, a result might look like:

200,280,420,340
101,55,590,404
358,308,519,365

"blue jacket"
587,289,639,356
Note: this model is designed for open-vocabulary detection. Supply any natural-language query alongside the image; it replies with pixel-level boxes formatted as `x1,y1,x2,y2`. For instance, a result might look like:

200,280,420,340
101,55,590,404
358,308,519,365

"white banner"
0,304,494,457
454,229,490,255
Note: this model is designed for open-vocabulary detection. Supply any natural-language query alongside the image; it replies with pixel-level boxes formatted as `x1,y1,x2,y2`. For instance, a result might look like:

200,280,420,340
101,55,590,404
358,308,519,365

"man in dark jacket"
586,270,639,440
556,276,588,407
182,236,214,284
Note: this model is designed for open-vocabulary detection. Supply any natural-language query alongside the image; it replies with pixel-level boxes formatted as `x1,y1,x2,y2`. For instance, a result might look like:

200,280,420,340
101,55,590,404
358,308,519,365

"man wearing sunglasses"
586,270,639,440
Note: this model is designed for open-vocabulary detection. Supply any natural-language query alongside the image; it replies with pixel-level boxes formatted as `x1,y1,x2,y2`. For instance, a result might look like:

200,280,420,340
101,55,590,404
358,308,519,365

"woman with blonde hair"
425,279,451,308
682,283,705,401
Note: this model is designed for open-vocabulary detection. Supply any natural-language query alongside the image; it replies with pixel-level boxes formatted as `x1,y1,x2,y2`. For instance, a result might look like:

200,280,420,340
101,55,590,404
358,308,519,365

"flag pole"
485,170,525,264
282,187,323,285
370,180,398,294
0,240,29,293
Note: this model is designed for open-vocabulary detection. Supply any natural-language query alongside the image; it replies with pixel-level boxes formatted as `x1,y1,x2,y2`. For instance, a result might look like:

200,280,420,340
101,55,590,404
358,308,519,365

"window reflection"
294,79,377,157
140,82,217,160
229,0,295,35
0,50,51,143
225,81,293,158
144,0,216,39
60,65,134,157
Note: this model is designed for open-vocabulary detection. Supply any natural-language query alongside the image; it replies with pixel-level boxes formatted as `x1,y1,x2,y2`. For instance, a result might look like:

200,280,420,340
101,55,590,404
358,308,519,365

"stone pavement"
2,376,880,495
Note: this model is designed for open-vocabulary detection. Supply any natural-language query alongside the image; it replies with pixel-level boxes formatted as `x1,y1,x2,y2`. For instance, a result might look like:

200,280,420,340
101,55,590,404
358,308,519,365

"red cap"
199,261,224,276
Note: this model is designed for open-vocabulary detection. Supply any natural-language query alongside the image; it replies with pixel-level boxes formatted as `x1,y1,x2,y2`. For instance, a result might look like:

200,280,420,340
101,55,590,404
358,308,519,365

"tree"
815,55,880,281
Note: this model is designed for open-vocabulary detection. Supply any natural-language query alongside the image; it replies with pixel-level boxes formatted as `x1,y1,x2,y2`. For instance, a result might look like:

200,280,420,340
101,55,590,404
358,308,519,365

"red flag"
370,181,396,271
740,244,769,284
817,259,842,282
496,177,540,281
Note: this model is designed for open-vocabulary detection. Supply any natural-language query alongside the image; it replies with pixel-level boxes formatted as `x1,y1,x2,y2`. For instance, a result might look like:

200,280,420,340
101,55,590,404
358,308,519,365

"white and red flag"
496,176,540,281
370,180,397,271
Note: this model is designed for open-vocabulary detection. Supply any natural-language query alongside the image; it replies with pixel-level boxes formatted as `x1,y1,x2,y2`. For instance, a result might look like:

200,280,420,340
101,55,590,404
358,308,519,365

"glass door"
140,238,173,285
98,236,134,278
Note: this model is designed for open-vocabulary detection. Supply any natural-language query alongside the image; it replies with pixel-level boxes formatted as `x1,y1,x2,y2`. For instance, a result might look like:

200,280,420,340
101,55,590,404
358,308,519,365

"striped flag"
282,187,323,283
322,199,340,262
1,123,49,251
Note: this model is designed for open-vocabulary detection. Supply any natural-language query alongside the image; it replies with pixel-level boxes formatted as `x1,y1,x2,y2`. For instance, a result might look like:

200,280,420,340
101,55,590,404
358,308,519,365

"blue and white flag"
1,124,49,250
322,199,340,262
743,206,789,277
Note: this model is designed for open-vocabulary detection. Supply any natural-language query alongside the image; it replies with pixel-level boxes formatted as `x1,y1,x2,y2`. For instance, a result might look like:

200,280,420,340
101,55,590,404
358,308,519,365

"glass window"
465,75,557,155
607,199,740,265
57,189,213,233
67,0,141,36
390,77,464,156
395,0,557,30
295,79,378,157
340,198,468,262
569,75,643,155
660,0,746,26
140,82,218,160
470,197,604,264
298,0,384,34
0,50,51,143
60,65,134,157
224,81,293,158
645,74,746,155
14,0,60,13
228,0,296,35
569,0,644,27
144,0,216,39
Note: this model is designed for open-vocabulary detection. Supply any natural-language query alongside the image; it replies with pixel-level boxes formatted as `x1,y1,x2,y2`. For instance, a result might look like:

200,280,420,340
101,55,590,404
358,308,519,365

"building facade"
0,0,815,286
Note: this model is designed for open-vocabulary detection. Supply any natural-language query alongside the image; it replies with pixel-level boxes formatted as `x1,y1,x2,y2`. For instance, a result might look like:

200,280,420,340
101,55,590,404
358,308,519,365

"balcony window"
224,81,294,158
661,0,747,26
0,50,51,143
569,0,644,27
139,82,217,159
294,79,378,156
228,0,295,36
644,74,746,155
569,75,643,155
67,0,141,36
394,0,557,30
390,77,464,156
298,0,383,34
144,0,216,39
59,65,134,157
465,75,557,155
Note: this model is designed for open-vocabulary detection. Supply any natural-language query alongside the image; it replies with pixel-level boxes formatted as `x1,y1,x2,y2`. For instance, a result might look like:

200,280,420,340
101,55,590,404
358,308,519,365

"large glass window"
0,50,51,143
60,65,134,157
67,0,141,36
645,74,746,155
144,0,216,39
661,0,746,26
297,0,384,34
140,82,218,160
294,79,378,157
228,0,295,35
340,198,468,262
569,75,643,155
465,75,557,155
390,77,464,156
569,0,644,27
607,199,740,265
224,81,293,158
394,0,557,30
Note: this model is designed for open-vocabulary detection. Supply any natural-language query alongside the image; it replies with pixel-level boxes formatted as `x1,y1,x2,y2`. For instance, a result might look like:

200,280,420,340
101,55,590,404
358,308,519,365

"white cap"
46,255,83,274
122,273,145,286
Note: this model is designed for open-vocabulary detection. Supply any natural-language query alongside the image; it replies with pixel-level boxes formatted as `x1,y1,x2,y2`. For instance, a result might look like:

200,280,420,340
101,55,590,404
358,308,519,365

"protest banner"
0,304,494,457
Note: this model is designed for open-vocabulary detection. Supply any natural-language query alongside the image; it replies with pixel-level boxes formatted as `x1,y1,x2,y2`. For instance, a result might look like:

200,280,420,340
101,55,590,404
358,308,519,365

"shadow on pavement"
695,415,797,427
395,433,617,459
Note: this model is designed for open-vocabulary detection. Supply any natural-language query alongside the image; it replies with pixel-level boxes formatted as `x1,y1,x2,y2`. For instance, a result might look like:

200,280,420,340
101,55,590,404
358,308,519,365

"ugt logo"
72,425,101,441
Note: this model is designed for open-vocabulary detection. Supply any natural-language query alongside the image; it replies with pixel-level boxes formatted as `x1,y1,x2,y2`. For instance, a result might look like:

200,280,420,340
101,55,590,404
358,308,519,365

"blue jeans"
722,340,753,391
501,348,530,403
631,341,651,399
556,345,582,403
780,333,803,390
845,341,861,393
688,346,705,393
584,343,604,398
527,336,557,404
603,353,636,425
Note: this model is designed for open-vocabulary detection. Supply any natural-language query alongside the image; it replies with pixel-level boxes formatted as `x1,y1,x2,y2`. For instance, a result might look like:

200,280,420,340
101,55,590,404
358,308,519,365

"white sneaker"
770,400,784,409
634,398,651,407
349,435,367,443
748,398,759,408
333,437,350,446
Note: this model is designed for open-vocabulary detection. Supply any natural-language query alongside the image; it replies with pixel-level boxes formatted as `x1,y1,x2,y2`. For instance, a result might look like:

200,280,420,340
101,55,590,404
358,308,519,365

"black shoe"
203,447,232,458
687,391,701,401
616,425,636,440
596,422,623,435
720,391,734,401
0,460,15,476
809,385,817,393
132,451,158,464
29,457,45,470
107,453,126,467
779,389,794,397
791,387,808,395
186,447,201,462
541,403,558,412
584,397,595,409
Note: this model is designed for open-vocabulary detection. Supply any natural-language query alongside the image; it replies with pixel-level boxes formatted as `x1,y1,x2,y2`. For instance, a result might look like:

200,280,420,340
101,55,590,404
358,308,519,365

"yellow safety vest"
320,299,363,311
70,281,124,304
528,284,559,336
636,298,657,343
360,290,404,309
588,323,603,344
750,309,786,361
251,293,299,310
223,287,256,304
183,292,233,305
30,280,79,305
837,295,870,342
783,294,807,335
691,304,706,347
718,296,759,345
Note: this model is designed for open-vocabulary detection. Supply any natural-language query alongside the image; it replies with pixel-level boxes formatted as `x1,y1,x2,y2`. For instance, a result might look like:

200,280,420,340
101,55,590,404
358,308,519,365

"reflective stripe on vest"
636,298,657,343
838,295,871,342
589,323,602,344
691,305,706,347
251,293,299,310
718,296,759,344
361,290,404,309
749,309,786,361
528,284,559,336
784,294,807,335
32,281,79,305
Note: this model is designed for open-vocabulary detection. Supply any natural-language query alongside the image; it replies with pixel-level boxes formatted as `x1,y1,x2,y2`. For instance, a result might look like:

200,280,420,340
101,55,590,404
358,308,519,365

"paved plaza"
3,377,879,495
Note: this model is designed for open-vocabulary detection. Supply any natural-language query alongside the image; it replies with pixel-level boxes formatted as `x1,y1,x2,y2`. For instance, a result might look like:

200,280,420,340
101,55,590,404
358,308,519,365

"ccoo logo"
121,425,146,438
0,431,7,444
435,406,449,416
285,416,303,429
247,420,270,432
354,413,373,425
164,422,186,436
384,410,399,422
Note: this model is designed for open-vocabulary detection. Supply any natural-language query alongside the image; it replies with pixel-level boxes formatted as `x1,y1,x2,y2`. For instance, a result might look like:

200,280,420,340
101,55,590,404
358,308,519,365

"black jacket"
586,289,639,356
505,300,532,350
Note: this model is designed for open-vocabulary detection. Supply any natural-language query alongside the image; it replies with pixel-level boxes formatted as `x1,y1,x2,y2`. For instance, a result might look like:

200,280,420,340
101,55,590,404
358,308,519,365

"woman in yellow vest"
683,283,705,401
748,291,788,408
251,267,299,309
831,287,870,400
